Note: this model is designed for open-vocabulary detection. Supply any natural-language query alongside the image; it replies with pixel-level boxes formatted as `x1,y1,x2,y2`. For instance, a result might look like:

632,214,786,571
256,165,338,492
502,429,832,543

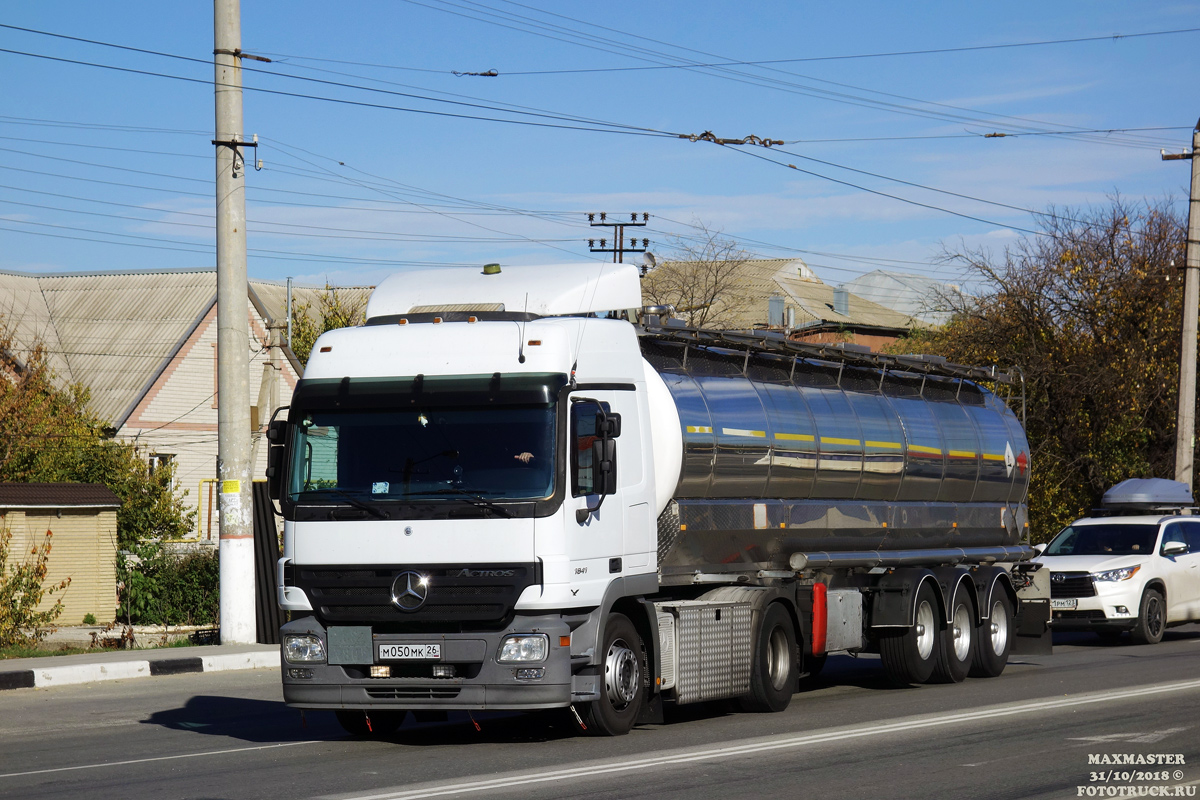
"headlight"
497,634,549,663
283,633,327,663
1092,565,1141,582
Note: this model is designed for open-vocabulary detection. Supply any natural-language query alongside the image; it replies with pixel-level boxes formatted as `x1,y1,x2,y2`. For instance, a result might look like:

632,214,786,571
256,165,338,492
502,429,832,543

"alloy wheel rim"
951,601,972,662
915,600,936,660
605,638,639,709
989,599,1009,655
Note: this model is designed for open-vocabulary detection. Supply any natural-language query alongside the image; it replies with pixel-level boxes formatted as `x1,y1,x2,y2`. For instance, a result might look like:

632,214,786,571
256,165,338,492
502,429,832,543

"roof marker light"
527,340,542,346
319,346,331,353
483,263,501,275
397,318,408,325
433,316,443,324
468,316,478,323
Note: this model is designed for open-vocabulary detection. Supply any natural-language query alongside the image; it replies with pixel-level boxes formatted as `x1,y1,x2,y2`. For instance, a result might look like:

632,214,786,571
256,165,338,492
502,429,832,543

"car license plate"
378,643,440,660
1050,598,1077,610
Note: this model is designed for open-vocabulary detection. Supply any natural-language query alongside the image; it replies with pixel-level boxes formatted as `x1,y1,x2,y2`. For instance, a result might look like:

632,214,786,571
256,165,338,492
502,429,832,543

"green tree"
290,285,367,365
2,323,195,621
897,199,1186,540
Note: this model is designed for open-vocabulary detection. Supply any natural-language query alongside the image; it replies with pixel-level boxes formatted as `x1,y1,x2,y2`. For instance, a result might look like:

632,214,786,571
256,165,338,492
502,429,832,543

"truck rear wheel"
738,603,798,713
334,709,407,737
879,582,940,686
970,592,1014,677
931,587,975,683
579,613,645,736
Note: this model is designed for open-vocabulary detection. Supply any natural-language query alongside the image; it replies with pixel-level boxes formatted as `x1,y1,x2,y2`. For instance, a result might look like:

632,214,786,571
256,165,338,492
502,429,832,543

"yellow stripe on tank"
908,444,942,455
722,428,766,437
820,436,861,447
775,432,816,442
865,440,903,450
982,453,1006,462
686,425,713,434
948,450,977,459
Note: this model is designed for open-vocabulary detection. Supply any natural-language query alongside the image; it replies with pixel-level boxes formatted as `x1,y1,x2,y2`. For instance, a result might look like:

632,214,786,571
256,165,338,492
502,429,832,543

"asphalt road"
2,629,1199,800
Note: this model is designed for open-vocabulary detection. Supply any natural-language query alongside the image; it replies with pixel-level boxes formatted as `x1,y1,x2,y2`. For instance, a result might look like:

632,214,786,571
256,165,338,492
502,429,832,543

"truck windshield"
1044,523,1158,556
287,404,556,503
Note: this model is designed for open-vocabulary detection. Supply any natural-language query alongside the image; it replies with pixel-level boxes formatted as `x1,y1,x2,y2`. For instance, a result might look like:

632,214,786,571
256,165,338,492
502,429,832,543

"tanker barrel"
788,545,1034,571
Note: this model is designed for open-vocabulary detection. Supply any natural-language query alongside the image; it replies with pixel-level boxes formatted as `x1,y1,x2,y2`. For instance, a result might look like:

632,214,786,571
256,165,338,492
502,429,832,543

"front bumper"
1049,582,1142,631
281,615,574,711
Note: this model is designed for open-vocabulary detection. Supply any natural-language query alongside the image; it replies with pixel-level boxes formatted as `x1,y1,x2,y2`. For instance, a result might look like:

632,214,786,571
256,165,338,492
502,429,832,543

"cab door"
565,398,624,600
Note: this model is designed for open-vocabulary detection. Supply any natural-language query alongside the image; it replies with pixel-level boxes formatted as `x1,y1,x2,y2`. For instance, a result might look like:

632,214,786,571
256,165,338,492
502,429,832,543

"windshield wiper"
429,487,514,518
297,488,388,519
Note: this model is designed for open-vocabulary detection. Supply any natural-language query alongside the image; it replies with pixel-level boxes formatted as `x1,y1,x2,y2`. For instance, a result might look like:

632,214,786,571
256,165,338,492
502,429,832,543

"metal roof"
0,482,121,508
646,258,924,331
0,269,370,428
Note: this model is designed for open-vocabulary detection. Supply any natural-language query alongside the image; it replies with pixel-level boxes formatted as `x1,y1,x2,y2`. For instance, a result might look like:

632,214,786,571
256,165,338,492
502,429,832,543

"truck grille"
296,563,539,628
1050,573,1096,598
366,687,462,700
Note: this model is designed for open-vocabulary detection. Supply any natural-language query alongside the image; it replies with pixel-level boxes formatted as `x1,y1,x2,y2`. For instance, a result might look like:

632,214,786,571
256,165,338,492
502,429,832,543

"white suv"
1035,481,1200,644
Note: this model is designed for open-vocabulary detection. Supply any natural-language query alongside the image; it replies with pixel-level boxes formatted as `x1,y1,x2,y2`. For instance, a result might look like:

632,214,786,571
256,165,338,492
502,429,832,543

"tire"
969,591,1015,678
932,586,975,683
879,582,941,686
579,613,645,736
802,654,827,681
1130,588,1166,645
738,603,798,712
335,709,407,737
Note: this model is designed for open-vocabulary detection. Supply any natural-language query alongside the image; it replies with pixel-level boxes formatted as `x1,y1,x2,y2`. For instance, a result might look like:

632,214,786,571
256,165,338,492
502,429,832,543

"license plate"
378,643,441,660
1050,598,1078,610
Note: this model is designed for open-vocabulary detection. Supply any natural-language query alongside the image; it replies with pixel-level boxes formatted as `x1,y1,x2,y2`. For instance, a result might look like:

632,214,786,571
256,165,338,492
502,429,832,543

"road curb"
0,648,279,691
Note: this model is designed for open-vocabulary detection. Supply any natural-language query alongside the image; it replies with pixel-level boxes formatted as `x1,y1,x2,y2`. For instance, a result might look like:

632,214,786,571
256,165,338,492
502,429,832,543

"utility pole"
588,212,650,268
213,0,255,644
1165,119,1200,490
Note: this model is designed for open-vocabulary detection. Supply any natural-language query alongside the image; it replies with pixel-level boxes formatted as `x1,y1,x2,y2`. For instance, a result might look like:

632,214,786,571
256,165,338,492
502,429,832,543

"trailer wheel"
579,613,644,736
738,603,798,713
931,587,975,683
334,709,407,737
969,592,1014,678
879,582,940,686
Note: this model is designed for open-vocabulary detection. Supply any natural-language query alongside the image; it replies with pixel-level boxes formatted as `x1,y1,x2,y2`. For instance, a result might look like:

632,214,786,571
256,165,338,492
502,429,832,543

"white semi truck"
267,262,1050,737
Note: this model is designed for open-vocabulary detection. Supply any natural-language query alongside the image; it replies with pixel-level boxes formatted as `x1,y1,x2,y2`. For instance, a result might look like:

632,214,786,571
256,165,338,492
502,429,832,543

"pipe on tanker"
789,545,1034,571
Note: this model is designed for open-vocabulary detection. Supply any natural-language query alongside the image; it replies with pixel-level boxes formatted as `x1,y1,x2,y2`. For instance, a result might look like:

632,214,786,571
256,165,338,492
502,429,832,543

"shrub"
118,546,218,626
82,613,96,625
0,524,70,647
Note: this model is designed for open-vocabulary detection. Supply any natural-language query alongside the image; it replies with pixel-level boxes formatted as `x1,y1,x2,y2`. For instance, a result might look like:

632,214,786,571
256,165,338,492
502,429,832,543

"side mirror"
1162,540,1188,556
597,411,621,439
592,439,617,495
1032,543,1047,556
266,419,288,501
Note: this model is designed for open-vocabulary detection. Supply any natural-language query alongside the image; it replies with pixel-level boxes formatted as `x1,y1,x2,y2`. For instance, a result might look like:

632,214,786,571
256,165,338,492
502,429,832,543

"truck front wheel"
739,603,798,713
579,613,645,736
879,582,940,686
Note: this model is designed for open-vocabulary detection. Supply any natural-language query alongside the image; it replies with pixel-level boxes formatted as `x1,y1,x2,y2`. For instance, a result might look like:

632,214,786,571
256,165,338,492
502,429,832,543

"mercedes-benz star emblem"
390,571,430,612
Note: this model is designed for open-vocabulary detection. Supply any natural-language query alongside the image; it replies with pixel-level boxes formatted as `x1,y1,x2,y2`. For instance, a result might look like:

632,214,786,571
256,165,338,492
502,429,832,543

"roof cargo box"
1101,478,1194,510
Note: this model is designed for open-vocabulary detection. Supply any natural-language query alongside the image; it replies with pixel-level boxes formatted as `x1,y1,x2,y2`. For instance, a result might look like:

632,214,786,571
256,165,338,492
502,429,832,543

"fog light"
1114,606,1129,615
433,664,456,678
370,665,391,678
497,634,549,663
287,668,313,680
515,667,545,680
283,634,326,663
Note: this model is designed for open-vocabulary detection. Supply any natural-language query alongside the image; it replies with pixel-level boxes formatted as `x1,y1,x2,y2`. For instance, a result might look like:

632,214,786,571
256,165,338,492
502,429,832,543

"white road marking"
337,678,1200,800
0,740,319,779
1068,727,1190,744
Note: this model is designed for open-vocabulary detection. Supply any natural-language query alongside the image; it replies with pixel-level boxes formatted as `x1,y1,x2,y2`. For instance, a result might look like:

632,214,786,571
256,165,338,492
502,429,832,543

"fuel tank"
638,330,1031,577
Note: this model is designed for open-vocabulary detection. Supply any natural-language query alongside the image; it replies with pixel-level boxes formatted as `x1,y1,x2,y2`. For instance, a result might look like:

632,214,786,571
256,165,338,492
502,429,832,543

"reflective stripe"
982,453,1007,462
948,450,977,459
722,428,766,438
821,436,861,447
686,425,713,434
908,445,942,455
865,440,902,450
775,432,815,442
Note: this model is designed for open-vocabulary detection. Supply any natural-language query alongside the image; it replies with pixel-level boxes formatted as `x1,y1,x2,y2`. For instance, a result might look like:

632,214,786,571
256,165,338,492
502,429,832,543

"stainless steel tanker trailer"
267,263,1051,737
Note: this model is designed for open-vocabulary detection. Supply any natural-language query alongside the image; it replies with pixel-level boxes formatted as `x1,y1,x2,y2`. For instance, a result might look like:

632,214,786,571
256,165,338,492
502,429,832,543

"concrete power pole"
213,0,255,644
1167,120,1200,490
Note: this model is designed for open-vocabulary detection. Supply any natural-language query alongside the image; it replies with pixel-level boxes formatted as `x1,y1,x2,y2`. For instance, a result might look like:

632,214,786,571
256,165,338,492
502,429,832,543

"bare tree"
642,221,754,328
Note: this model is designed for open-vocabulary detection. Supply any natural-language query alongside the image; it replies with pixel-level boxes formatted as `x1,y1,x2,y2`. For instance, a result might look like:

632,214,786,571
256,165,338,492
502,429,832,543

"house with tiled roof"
0,268,371,539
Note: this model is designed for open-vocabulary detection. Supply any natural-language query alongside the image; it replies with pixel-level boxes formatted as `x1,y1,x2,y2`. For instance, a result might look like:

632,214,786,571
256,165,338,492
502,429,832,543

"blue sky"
1,1,1197,294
